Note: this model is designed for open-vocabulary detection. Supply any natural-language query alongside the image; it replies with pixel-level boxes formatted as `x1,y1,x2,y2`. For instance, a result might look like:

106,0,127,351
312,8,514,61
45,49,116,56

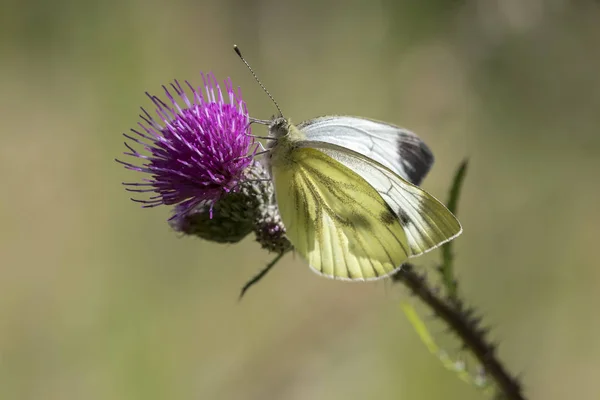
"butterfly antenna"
234,44,283,117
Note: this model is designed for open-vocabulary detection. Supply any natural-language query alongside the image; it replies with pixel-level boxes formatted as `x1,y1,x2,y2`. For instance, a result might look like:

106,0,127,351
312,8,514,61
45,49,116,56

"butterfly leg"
249,117,272,125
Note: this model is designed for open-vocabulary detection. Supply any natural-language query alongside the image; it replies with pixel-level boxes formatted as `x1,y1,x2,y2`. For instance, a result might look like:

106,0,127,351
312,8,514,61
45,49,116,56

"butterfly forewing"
298,116,434,185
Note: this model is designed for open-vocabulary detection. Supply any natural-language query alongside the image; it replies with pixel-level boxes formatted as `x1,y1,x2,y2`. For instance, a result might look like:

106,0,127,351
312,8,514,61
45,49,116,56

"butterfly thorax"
267,117,306,169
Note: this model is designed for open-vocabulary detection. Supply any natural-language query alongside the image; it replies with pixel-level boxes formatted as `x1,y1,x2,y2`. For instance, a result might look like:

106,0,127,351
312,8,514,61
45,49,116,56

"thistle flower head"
117,71,291,265
117,72,255,218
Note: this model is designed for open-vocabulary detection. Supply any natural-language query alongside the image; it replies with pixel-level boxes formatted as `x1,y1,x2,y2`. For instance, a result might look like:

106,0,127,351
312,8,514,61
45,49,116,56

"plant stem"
393,265,525,400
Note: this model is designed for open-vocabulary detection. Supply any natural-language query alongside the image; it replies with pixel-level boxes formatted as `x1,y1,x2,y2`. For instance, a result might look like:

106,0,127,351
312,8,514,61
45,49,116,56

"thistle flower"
169,160,291,252
117,72,255,219
117,72,292,253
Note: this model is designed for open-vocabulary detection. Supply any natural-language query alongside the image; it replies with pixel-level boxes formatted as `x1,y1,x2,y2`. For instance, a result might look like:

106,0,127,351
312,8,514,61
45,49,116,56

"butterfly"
264,115,462,280
233,45,462,288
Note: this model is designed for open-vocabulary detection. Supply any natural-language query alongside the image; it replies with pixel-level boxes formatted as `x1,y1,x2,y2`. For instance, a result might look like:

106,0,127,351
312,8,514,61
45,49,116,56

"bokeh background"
2,0,600,399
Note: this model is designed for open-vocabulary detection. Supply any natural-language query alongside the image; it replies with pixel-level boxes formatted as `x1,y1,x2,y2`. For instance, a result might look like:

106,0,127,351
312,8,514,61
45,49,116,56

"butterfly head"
268,116,291,139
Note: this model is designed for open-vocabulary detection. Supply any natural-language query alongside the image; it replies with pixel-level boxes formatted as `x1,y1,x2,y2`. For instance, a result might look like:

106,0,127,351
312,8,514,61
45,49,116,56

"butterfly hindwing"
272,147,410,280
298,141,462,256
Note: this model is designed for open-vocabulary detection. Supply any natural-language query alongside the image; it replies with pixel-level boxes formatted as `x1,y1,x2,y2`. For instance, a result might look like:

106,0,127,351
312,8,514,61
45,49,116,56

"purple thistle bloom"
117,72,256,218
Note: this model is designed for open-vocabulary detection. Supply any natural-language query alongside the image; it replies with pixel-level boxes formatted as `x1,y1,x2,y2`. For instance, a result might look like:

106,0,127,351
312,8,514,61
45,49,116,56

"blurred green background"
1,0,600,399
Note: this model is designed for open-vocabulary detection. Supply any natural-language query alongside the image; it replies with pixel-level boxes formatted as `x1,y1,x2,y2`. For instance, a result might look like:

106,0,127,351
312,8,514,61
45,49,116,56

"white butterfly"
265,115,462,280
233,44,461,282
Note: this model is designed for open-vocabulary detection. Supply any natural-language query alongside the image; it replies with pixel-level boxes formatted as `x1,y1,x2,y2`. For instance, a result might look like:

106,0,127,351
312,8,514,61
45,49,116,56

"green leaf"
402,303,492,393
440,159,469,302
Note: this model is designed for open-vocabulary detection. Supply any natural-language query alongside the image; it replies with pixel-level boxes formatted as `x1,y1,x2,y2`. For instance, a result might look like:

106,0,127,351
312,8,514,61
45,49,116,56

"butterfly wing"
298,116,434,185
272,147,410,280
299,141,462,256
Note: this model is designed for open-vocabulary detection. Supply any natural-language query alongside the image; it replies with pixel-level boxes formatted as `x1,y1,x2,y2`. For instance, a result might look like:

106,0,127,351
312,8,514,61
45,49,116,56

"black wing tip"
398,137,435,186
